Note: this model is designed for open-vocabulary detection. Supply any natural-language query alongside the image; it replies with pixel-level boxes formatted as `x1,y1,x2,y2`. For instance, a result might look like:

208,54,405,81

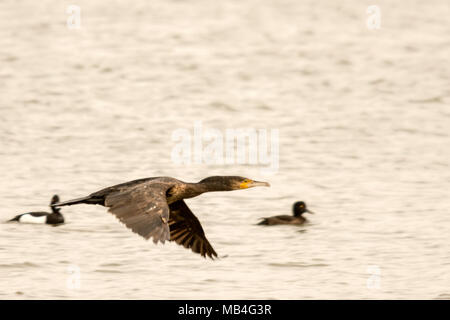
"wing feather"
168,200,218,259
104,182,171,244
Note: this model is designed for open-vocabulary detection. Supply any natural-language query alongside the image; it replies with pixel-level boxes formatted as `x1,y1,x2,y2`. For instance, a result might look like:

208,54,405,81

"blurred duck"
8,195,64,225
258,201,314,226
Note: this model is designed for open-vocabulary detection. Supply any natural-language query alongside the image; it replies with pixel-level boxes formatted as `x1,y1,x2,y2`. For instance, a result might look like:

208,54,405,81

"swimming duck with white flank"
8,195,64,225
258,201,314,226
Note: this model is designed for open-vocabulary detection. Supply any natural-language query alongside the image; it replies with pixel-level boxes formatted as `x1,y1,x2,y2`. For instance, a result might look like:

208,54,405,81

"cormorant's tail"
52,196,92,207
8,215,21,222
257,218,268,225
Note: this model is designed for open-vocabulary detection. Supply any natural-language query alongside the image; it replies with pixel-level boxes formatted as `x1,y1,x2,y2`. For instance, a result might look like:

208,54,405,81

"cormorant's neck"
51,207,61,214
171,181,234,202
194,181,232,193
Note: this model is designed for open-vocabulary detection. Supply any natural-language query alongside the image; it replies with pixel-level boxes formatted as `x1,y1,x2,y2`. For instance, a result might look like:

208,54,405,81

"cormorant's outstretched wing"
104,183,171,244
169,200,218,259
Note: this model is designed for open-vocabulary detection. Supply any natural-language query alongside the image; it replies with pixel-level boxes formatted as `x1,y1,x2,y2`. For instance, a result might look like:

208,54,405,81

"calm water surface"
0,0,449,299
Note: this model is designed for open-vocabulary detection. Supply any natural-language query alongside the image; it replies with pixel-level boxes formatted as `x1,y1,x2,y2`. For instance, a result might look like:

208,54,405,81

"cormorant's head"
199,176,270,191
293,201,314,217
50,195,61,213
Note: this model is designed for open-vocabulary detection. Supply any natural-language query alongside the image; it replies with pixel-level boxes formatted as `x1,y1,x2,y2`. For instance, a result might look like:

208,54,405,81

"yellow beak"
240,180,271,189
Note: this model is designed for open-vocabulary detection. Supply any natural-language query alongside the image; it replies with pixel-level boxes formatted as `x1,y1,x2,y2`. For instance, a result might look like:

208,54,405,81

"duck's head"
50,195,61,213
199,176,270,191
293,201,314,217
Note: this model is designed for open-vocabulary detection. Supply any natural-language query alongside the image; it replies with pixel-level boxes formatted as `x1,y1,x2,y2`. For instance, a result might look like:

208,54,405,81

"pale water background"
0,0,449,299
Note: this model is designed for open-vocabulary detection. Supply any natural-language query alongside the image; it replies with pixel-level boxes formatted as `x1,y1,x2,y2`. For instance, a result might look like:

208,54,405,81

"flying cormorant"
258,201,314,226
52,176,270,258
9,195,64,225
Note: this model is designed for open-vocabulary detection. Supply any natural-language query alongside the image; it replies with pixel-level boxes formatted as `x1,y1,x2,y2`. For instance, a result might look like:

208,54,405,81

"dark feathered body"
258,201,313,226
56,177,211,206
258,215,307,226
53,176,270,259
